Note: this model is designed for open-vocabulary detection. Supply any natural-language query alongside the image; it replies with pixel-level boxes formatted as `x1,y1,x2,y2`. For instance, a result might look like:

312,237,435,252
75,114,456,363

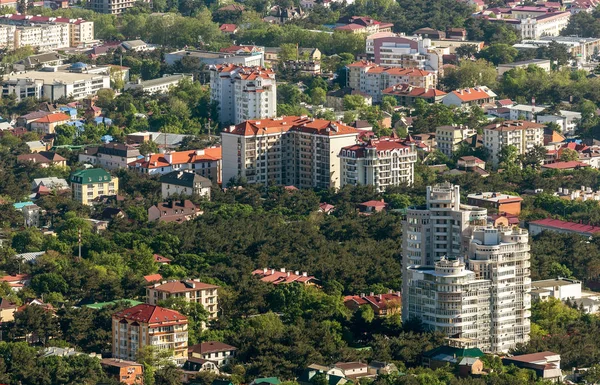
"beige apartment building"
435,125,477,158
112,304,188,365
146,279,219,321
483,120,545,167
70,168,118,205
221,116,359,188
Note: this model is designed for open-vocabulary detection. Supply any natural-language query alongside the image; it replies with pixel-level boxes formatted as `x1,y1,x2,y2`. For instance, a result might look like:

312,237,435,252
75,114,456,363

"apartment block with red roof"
209,64,277,125
221,116,359,188
347,61,437,102
339,136,417,192
112,304,188,365
146,279,219,320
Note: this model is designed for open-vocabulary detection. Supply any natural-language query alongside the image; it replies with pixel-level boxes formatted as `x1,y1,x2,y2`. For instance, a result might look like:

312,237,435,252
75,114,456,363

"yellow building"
435,125,476,158
70,168,119,205
112,304,188,365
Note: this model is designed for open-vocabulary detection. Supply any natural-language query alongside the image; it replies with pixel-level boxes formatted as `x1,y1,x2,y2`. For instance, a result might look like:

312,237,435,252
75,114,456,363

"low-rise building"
159,170,212,199
165,49,264,68
188,341,237,367
502,352,562,382
112,304,188,365
14,52,67,71
79,143,141,170
339,136,417,191
252,267,317,285
382,84,446,106
541,161,590,170
17,151,66,167
529,218,600,237
334,16,393,34
435,125,477,157
147,199,201,223
343,292,401,316
531,278,582,301
497,59,552,76
466,192,523,215
146,279,218,320
32,177,69,191
441,86,497,109
100,359,143,385
70,168,119,205
457,156,486,170
29,112,71,134
124,74,190,94
483,120,545,166
121,39,154,51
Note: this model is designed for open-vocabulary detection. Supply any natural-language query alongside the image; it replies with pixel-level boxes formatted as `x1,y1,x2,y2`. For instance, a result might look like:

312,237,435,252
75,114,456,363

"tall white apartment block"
404,258,492,349
339,136,417,191
482,120,545,167
210,64,277,125
221,116,359,188
467,226,531,352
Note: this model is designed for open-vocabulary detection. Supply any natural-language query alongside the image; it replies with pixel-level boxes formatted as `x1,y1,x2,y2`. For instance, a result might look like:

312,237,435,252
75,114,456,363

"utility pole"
78,228,82,260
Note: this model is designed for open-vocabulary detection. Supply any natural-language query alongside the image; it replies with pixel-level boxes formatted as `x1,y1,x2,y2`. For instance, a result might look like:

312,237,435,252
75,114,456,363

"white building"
210,64,277,125
339,137,417,191
79,143,141,170
365,33,446,72
221,116,359,188
482,120,545,167
159,170,212,199
2,69,110,101
517,12,571,39
531,278,582,302
467,226,531,352
124,74,191,94
441,86,497,109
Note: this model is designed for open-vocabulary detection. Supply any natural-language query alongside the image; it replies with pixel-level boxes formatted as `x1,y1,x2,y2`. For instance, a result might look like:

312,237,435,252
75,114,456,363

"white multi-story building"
483,120,545,166
339,137,417,191
346,61,437,102
436,125,477,158
467,226,531,352
124,74,191,94
210,64,277,125
221,116,359,188
366,33,446,72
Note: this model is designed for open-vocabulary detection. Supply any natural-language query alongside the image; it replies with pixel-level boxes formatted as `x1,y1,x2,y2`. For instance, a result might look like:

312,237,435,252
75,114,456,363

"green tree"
343,94,367,110
560,148,579,161
478,43,518,65
442,59,497,89
499,145,520,170
310,87,326,105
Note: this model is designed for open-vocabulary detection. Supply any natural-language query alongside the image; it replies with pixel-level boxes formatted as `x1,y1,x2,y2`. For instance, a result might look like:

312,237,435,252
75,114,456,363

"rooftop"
189,341,237,355
225,116,359,137
113,304,187,324
532,278,581,288
149,279,219,293
529,218,600,234
467,192,523,204
5,70,107,84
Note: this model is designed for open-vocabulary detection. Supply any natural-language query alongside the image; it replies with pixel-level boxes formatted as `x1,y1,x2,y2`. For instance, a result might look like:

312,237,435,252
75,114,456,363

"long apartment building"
485,7,570,39
221,116,359,188
482,120,545,167
402,183,531,353
339,136,417,191
0,14,94,50
209,64,277,125
112,304,188,365
346,60,437,102
366,33,446,72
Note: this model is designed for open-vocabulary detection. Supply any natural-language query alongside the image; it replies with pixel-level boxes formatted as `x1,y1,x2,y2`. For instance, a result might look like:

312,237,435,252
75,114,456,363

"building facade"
88,0,150,14
70,168,119,205
339,137,417,191
0,15,94,50
112,304,188,365
209,64,277,125
435,125,477,158
146,279,219,321
482,120,545,167
79,143,141,170
221,116,359,188
159,170,212,199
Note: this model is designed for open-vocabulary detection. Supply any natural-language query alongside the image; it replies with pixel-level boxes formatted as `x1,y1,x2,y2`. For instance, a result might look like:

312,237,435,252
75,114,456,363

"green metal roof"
70,168,112,185
253,378,281,385
83,299,142,309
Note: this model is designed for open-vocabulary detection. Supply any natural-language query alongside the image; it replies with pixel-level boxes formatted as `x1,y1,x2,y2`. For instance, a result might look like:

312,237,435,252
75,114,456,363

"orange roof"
450,88,494,102
32,112,71,124
148,280,219,293
225,116,359,137
211,64,275,80
129,147,221,169
383,84,446,97
113,304,187,325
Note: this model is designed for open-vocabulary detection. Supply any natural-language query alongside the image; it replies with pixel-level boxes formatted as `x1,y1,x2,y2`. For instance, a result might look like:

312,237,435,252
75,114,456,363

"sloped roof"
226,116,359,137
32,112,71,124
149,280,219,293
113,304,187,324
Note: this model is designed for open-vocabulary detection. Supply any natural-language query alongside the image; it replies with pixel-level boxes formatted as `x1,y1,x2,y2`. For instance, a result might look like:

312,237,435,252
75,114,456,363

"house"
358,200,387,213
146,279,218,320
188,341,237,367
263,47,321,63
147,200,201,223
17,110,52,127
541,161,590,170
182,357,220,383
529,218,600,237
121,39,154,51
125,74,191,94
265,5,305,24
497,59,552,76
17,151,66,167
442,87,497,109
13,52,67,70
70,168,119,205
112,304,188,365
252,267,318,285
325,87,372,110
530,278,582,302
335,16,394,34
100,359,143,385
219,23,238,34
466,192,523,215
153,254,171,265
0,298,18,322
457,156,485,170
413,27,446,39
78,143,141,170
502,352,562,382
382,84,447,106
126,131,194,149
489,212,520,228
29,112,71,134
422,346,484,369
250,378,282,385
31,177,69,191
458,357,484,377
0,274,31,291
343,291,401,316
159,170,212,200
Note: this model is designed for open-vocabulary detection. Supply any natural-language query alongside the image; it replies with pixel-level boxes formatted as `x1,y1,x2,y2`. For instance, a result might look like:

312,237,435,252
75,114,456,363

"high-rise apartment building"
210,64,277,125
339,136,417,191
221,116,359,188
401,183,531,353
482,120,545,167
112,304,188,365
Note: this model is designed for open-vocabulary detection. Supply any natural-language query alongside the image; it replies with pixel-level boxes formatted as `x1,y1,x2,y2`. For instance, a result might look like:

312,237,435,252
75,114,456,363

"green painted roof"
422,346,484,359
253,378,281,385
70,168,112,185
83,299,142,309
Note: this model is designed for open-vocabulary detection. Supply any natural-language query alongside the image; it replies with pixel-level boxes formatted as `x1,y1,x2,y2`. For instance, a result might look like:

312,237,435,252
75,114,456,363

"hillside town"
4,0,600,384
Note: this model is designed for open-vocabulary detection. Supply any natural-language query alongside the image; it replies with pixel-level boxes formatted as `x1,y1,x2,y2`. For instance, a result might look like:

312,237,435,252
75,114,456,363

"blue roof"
70,62,88,69
65,120,85,127
13,201,35,210
101,135,114,143
59,107,77,116
94,117,112,126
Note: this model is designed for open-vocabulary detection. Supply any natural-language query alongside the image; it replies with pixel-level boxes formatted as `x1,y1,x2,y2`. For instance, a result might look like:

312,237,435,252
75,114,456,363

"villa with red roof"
344,291,401,316
335,16,393,34
382,84,446,106
441,86,497,109
347,61,437,102
112,304,188,365
339,136,417,192
529,218,600,237
146,279,219,320
29,112,71,134
219,24,239,34
252,267,318,285
221,116,359,189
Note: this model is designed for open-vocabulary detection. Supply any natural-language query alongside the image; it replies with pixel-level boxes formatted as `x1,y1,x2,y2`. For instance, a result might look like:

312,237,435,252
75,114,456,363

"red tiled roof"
129,147,221,169
189,341,237,355
143,273,163,283
113,304,187,324
219,24,238,33
382,84,446,98
450,88,494,102
153,254,171,263
504,351,559,364
541,161,590,170
459,156,485,163
32,112,70,124
344,293,400,310
252,268,316,284
148,280,219,293
530,218,600,234
226,116,359,137
0,274,30,283
360,200,387,207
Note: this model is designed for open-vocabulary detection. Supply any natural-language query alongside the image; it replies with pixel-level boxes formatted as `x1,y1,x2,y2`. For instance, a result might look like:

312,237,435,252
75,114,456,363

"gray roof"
154,133,192,146
32,177,69,190
134,74,189,88
122,40,148,49
17,52,67,67
15,251,45,262
532,278,581,288
159,170,212,189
